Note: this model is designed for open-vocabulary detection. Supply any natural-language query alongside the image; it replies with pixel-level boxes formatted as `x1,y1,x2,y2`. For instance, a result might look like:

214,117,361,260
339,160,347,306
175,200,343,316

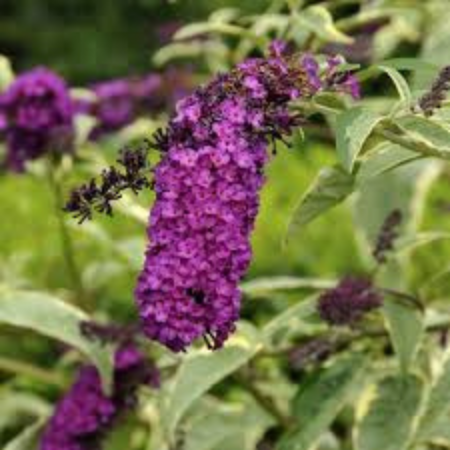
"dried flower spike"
418,65,450,116
372,209,402,264
318,276,382,326
64,141,152,223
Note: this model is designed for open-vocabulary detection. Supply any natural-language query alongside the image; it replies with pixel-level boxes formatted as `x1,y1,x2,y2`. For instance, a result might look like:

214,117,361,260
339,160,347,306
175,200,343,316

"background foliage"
1,1,450,449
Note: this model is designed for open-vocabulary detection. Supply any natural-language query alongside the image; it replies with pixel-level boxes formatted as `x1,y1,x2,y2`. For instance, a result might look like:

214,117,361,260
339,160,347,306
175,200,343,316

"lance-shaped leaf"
396,115,450,152
356,145,420,185
241,276,335,297
285,166,354,241
296,6,353,44
161,323,262,440
383,297,424,373
336,107,384,172
416,353,450,442
354,374,425,450
278,354,368,450
4,418,47,450
0,290,114,392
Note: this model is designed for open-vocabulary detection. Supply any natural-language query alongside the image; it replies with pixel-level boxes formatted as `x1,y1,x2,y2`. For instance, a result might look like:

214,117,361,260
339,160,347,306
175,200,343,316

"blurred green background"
0,0,266,82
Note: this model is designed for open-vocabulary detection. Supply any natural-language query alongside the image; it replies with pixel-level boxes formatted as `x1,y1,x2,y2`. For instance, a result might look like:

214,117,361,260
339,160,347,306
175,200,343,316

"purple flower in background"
318,277,382,326
89,79,136,139
88,71,192,139
41,343,159,450
135,47,359,352
0,67,75,171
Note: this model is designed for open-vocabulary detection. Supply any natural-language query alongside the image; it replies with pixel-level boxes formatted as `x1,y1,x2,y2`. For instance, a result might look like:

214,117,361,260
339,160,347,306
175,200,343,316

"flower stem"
46,161,88,311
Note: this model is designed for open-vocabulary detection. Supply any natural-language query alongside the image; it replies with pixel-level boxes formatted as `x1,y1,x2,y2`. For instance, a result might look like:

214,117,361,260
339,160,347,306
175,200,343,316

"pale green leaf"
416,353,450,442
240,277,335,297
184,397,273,450
174,22,249,41
0,54,14,91
161,323,262,439
0,290,113,392
4,419,47,450
336,107,384,171
395,231,450,254
296,6,353,44
354,374,425,450
397,116,450,152
356,145,420,185
378,65,412,105
383,298,424,373
0,393,50,433
278,355,368,450
285,166,354,241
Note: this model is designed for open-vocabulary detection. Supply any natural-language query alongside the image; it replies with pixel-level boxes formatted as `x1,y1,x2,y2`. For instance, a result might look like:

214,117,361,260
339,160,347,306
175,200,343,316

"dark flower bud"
372,209,402,264
63,141,152,223
318,277,382,326
418,65,450,116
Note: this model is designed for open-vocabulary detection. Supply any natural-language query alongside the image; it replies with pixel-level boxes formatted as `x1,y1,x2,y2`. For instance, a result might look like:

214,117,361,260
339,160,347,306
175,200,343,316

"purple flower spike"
40,343,159,450
136,51,334,353
0,67,75,171
135,50,360,352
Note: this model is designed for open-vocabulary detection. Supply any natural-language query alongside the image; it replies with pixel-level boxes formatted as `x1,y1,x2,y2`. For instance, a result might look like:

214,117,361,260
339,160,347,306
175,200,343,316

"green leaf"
0,392,50,433
382,298,424,373
353,160,440,256
395,231,450,254
416,353,450,442
354,374,425,450
285,166,354,241
161,323,262,440
174,22,249,41
336,107,384,172
4,419,47,450
240,277,335,297
356,145,420,185
378,65,412,105
0,289,113,392
278,355,368,450
396,115,450,152
0,54,14,91
184,397,273,450
377,58,440,73
296,6,353,44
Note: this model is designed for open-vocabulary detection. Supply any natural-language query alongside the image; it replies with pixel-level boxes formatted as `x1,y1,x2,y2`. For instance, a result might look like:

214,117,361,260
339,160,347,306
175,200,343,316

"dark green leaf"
278,355,367,450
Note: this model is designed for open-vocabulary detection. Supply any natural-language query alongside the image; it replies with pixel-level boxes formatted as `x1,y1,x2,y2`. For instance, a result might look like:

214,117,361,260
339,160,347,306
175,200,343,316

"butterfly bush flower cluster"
41,341,159,450
135,43,360,352
0,67,75,171
418,65,450,116
318,277,382,326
